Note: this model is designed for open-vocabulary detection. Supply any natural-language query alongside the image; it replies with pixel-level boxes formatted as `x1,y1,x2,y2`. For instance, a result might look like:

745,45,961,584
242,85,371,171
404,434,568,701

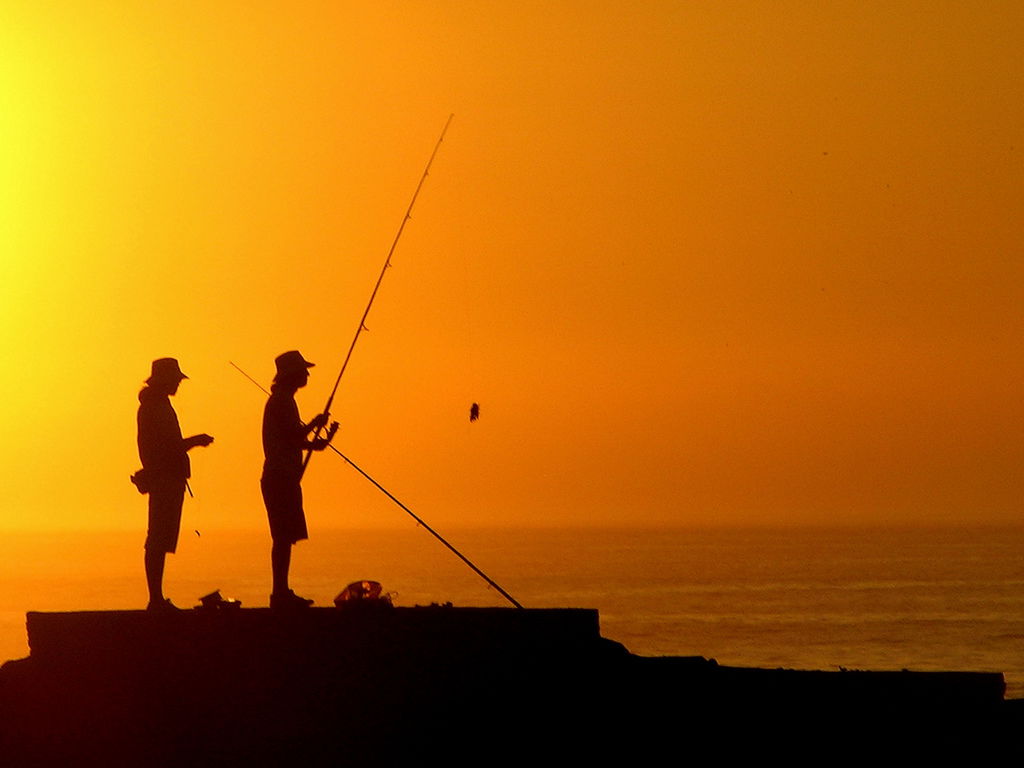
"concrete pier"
1,607,1018,765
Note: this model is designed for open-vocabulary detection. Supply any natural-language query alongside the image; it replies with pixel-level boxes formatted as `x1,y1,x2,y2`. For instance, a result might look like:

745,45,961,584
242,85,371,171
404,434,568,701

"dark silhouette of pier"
0,606,1019,766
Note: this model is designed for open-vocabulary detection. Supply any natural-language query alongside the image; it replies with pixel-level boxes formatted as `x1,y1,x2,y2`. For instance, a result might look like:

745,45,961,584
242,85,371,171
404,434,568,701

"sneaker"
270,590,314,609
147,598,180,612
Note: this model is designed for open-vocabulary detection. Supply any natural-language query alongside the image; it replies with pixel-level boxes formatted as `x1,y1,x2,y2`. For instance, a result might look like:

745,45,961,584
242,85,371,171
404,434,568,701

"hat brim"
146,372,188,384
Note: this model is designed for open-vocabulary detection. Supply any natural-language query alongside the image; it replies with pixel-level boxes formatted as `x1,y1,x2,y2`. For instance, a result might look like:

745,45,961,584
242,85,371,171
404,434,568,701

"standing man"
137,358,214,611
262,350,338,608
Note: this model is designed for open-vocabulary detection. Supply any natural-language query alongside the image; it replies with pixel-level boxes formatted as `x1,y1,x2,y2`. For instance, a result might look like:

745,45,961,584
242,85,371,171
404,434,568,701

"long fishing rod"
230,360,524,609
303,113,455,479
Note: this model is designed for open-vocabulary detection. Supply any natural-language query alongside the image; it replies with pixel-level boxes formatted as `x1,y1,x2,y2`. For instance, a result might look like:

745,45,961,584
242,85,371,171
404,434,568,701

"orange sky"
1,1,1021,531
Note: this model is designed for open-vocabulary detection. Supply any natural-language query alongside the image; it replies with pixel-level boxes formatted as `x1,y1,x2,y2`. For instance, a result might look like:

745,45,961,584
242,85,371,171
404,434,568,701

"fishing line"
230,360,523,609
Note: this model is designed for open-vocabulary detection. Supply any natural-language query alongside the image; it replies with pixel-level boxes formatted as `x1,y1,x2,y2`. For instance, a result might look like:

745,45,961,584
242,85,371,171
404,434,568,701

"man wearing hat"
137,358,214,610
262,350,338,608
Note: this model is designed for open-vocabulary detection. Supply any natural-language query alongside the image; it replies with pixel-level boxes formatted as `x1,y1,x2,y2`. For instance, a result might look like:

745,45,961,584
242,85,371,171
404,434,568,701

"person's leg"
144,547,165,605
270,538,312,607
265,477,311,606
271,539,291,596
144,481,182,609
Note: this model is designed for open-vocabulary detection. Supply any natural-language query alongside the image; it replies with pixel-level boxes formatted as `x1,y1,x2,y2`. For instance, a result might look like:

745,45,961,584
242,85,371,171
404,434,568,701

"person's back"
138,385,190,481
261,387,303,482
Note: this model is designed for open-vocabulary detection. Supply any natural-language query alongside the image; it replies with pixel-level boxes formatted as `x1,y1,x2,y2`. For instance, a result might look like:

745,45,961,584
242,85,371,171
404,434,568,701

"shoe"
270,590,314,609
147,598,180,612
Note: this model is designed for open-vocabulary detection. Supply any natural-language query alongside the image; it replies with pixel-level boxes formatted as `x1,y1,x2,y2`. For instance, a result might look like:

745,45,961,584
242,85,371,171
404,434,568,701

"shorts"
145,477,186,554
261,475,308,544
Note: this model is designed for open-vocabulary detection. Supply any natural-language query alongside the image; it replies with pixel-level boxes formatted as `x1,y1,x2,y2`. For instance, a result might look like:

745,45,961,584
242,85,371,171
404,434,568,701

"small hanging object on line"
469,402,480,422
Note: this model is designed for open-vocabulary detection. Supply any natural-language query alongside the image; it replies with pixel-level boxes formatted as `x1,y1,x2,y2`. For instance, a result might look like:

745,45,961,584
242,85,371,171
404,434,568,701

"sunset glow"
0,1,1020,533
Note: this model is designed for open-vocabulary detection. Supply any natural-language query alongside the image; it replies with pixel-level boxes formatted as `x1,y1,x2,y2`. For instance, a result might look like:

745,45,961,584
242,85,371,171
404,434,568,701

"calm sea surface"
2,526,1023,698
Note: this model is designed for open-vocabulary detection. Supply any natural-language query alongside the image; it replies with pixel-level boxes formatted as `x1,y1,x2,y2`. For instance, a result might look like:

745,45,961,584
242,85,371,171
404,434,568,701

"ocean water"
1,526,1023,699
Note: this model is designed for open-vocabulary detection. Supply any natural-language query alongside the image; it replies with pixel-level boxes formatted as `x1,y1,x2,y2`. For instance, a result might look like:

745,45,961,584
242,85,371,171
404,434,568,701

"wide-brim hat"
274,350,315,377
147,357,188,384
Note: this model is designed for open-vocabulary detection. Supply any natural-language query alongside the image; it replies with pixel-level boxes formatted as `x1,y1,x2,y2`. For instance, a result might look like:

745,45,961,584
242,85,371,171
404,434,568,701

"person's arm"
303,411,329,436
183,434,214,450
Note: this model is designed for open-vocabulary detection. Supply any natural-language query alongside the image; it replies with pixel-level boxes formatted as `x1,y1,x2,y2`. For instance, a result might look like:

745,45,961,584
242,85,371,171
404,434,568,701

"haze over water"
3,525,1022,699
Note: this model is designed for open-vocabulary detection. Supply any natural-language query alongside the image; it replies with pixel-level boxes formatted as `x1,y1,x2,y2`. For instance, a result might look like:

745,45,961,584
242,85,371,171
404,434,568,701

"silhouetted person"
138,358,213,611
262,350,338,608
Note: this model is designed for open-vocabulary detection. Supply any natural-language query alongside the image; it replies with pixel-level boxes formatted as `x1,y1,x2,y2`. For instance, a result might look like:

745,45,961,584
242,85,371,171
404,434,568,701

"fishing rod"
230,360,524,609
302,113,455,479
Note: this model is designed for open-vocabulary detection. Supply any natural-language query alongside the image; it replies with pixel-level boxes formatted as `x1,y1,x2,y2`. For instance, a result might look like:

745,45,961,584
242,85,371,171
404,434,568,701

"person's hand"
312,423,339,451
308,412,329,430
187,434,214,449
